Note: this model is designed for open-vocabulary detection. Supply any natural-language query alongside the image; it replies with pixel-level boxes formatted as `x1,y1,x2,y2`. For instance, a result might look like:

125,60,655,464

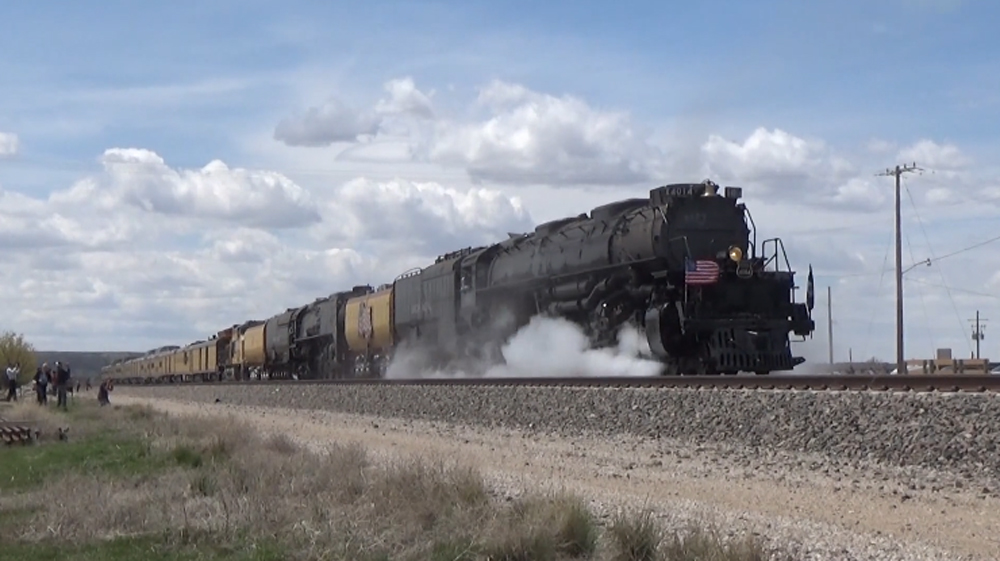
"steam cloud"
385,315,664,379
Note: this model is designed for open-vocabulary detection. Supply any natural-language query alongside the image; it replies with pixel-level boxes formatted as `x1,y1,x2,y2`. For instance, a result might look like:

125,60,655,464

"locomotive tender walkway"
131,373,1000,393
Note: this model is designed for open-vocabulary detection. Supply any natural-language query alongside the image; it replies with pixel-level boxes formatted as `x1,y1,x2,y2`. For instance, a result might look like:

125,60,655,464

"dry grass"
0,400,783,560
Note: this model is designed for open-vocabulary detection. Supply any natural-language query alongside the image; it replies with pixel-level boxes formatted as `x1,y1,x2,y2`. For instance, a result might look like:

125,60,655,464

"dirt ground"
111,393,1000,560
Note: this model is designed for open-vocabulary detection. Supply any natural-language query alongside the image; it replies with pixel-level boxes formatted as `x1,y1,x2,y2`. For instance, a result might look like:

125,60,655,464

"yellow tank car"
230,323,266,381
242,323,266,365
345,286,394,354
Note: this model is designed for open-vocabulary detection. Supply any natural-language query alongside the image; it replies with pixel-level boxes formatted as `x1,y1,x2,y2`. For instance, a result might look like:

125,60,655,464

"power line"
860,228,893,362
903,179,974,357
819,230,1000,280
905,277,1000,300
902,211,937,355
931,232,1000,263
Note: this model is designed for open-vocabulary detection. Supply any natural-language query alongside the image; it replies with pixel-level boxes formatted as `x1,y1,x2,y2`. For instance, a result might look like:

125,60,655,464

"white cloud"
925,187,958,205
0,184,140,251
697,127,895,213
702,127,827,181
825,178,886,211
0,132,18,157
425,80,659,185
0,147,534,352
50,148,321,229
273,77,435,148
270,77,660,187
314,176,533,255
896,139,972,170
375,77,435,120
274,98,381,146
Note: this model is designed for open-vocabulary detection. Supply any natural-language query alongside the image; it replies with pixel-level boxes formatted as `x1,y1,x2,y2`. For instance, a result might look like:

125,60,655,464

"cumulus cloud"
375,77,435,119
316,176,533,255
0,144,539,353
897,139,971,170
828,178,887,212
701,127,830,183
0,184,141,251
51,148,321,229
426,79,658,185
274,98,381,146
0,132,18,157
274,77,435,148
273,77,658,186
698,127,887,213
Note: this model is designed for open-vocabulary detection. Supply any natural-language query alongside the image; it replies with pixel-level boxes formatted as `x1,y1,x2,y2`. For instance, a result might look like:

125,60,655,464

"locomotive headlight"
728,246,743,262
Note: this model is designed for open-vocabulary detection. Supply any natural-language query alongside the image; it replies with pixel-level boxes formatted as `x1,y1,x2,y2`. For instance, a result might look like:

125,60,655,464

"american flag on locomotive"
684,257,720,285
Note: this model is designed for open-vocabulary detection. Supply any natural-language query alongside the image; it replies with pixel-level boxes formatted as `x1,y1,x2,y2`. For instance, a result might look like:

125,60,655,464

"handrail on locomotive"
760,238,793,274
742,199,758,264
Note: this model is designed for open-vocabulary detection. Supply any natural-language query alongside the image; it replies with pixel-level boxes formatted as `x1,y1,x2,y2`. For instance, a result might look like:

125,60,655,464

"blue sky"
5,0,996,169
1,0,998,366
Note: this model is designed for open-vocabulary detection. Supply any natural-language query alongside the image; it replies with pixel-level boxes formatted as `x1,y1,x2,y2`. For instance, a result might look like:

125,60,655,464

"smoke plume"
385,315,663,379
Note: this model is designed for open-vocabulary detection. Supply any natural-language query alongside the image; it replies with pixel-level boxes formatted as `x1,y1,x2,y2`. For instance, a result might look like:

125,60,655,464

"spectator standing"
34,364,49,405
5,362,18,401
42,363,53,400
98,379,112,406
54,361,70,410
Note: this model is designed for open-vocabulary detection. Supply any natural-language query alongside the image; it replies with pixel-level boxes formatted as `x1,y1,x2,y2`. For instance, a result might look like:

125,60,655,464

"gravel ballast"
116,383,1000,489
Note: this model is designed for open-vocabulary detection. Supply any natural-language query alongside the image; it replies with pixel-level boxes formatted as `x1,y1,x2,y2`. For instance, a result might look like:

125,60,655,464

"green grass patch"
0,435,168,492
0,534,285,561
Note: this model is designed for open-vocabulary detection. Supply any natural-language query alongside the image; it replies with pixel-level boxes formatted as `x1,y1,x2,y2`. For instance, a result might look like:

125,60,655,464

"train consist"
102,180,816,384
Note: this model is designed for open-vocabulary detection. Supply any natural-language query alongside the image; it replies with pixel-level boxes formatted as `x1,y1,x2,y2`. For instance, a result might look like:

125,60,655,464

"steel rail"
116,373,1000,393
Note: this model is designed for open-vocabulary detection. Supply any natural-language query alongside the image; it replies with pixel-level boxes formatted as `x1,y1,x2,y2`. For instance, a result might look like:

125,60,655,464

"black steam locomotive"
104,179,816,384
396,179,815,376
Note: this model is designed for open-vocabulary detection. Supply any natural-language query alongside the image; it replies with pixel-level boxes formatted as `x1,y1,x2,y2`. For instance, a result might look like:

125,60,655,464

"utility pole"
827,286,833,364
877,163,921,377
970,311,987,360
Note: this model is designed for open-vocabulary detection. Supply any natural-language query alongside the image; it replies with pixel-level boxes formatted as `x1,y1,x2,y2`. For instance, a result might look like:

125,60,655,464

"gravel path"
113,385,1000,560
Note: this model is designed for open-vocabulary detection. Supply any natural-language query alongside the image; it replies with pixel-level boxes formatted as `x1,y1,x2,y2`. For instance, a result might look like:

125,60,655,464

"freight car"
102,179,816,383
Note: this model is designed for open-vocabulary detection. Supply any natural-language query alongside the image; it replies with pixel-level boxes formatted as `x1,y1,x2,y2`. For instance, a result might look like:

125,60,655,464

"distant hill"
33,351,143,379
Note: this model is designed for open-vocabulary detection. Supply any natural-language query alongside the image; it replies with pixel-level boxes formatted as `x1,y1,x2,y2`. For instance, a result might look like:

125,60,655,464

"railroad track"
121,373,1000,393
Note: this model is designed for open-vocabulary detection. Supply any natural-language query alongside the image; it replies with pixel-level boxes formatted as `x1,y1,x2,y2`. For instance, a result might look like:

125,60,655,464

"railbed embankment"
116,382,1000,494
